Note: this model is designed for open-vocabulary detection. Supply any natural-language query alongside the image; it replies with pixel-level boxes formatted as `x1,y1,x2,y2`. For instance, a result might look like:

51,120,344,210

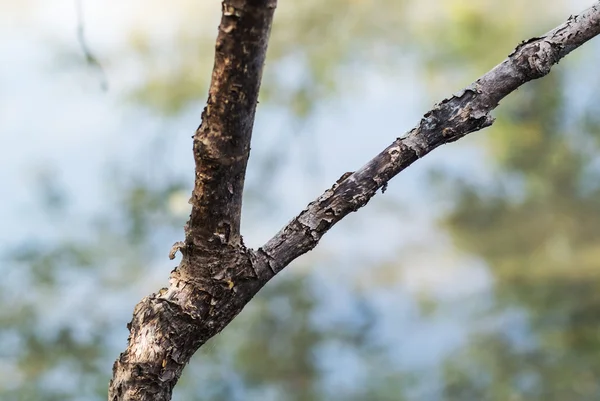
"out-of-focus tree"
432,26,600,401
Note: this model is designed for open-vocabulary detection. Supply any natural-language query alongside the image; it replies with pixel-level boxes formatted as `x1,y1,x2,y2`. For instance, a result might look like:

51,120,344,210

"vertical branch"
108,1,277,400
187,0,277,247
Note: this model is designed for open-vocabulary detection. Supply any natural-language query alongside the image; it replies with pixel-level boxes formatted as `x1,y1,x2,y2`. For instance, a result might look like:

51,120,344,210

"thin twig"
75,0,108,91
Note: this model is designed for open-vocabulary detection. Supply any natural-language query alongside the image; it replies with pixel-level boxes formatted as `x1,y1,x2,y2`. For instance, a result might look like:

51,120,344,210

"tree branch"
75,0,108,90
109,3,600,400
254,3,600,273
187,0,276,247
109,1,276,400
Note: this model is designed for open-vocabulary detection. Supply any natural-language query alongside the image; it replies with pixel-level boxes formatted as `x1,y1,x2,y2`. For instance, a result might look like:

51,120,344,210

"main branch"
188,0,277,246
109,1,276,400
109,3,600,400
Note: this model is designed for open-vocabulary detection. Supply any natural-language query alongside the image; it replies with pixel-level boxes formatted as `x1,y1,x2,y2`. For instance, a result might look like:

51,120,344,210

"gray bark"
109,2,600,400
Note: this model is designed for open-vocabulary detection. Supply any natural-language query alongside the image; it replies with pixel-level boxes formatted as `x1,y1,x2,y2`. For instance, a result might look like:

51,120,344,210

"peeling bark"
109,0,276,399
109,3,600,400
254,3,600,274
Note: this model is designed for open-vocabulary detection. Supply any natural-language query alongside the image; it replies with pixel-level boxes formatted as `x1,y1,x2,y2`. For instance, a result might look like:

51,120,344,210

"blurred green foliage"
438,70,600,400
2,1,600,400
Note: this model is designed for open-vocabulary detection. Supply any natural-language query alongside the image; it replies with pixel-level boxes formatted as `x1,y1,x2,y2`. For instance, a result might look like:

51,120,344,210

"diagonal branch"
253,3,600,272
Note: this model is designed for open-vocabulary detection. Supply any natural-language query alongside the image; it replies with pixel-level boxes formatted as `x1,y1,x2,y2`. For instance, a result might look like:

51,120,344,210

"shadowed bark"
109,2,600,400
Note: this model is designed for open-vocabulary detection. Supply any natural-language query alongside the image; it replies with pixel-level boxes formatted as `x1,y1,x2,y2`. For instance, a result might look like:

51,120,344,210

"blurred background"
2,0,600,400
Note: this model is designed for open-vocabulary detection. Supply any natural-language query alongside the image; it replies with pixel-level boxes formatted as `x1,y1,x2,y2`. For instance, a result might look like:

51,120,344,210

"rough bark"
109,2,600,400
254,4,600,272
109,0,277,399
